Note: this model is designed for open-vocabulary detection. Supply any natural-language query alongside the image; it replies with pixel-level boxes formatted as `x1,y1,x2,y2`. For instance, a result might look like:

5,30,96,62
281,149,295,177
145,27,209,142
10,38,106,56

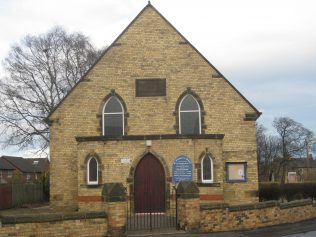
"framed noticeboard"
226,162,247,182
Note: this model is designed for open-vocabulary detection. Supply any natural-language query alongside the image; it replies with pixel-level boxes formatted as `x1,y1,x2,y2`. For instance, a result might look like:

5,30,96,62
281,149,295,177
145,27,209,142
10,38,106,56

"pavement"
126,218,316,237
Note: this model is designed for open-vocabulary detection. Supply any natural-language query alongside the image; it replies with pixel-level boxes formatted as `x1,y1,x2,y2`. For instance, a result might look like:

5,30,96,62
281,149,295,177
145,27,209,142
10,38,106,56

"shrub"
259,182,280,201
259,182,316,202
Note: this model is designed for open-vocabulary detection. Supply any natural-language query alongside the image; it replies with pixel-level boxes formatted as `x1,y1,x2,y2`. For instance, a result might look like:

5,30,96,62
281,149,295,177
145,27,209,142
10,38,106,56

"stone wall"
0,212,107,237
200,199,316,233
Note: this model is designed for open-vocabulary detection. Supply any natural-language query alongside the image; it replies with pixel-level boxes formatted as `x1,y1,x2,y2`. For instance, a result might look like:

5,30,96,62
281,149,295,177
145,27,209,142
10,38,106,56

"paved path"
127,218,316,237
285,231,316,237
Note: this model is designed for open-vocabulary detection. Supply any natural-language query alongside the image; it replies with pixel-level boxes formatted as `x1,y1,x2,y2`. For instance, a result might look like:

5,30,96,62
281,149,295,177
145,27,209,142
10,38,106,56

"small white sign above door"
121,157,130,164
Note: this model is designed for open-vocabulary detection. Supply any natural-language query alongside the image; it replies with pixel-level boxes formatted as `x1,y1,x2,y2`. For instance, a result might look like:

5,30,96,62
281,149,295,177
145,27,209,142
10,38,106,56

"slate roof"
26,158,49,173
0,156,49,173
0,158,16,170
288,158,316,169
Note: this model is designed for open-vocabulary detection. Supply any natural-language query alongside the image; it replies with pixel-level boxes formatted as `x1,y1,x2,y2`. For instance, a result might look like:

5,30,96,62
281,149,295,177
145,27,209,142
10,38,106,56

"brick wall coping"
0,211,107,225
76,134,225,142
280,199,313,209
200,199,314,212
200,202,229,210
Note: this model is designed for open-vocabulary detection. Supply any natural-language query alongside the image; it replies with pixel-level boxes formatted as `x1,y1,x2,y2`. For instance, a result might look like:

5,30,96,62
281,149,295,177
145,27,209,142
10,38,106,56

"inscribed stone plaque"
135,79,166,97
172,156,193,183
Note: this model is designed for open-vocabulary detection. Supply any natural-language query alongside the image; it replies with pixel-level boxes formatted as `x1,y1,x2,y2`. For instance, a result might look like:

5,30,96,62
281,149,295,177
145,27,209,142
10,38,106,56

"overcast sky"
0,0,315,157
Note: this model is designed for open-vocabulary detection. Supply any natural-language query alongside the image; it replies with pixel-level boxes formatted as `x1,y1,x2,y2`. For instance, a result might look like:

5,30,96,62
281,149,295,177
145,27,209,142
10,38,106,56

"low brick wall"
0,211,107,237
200,199,316,232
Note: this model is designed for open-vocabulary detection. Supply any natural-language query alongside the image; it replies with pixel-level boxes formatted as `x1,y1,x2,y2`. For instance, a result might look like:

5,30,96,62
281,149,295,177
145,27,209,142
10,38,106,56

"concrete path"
127,218,316,237
285,231,316,237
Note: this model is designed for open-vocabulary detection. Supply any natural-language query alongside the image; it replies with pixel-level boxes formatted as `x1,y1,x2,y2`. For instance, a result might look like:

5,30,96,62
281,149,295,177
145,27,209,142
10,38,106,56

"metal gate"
127,186,178,231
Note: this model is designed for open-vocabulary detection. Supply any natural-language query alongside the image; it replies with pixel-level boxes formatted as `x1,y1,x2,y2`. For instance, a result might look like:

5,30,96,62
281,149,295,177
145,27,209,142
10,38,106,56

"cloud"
0,0,316,155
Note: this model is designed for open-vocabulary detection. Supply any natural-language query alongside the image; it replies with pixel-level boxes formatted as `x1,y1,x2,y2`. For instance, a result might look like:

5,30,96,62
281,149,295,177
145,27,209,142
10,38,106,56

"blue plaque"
172,156,193,183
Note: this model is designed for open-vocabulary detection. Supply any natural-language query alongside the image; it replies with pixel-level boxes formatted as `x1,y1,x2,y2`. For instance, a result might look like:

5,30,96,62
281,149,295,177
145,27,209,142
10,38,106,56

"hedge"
259,182,316,201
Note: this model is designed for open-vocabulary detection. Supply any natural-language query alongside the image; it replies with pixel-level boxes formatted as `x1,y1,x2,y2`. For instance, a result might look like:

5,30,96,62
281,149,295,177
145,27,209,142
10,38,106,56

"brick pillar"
177,181,200,232
102,183,126,237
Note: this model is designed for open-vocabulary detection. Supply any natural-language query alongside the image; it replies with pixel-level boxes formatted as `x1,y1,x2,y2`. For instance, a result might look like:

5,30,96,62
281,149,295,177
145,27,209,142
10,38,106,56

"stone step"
126,229,185,236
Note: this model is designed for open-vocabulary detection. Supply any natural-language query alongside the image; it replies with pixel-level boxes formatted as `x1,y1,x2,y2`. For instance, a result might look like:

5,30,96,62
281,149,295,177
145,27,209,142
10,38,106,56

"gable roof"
26,158,49,173
47,2,261,120
0,158,16,170
0,156,48,173
288,158,316,169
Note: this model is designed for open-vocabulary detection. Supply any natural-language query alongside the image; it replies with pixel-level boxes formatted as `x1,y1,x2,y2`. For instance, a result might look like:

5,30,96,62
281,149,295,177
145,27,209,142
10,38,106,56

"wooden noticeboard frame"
226,162,247,182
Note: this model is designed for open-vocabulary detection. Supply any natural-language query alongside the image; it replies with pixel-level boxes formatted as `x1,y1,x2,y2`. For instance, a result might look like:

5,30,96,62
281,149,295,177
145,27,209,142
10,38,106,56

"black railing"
126,187,178,231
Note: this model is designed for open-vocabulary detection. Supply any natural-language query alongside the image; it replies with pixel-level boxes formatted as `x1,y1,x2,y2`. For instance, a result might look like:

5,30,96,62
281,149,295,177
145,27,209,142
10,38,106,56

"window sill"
197,182,220,187
226,180,247,183
80,184,103,188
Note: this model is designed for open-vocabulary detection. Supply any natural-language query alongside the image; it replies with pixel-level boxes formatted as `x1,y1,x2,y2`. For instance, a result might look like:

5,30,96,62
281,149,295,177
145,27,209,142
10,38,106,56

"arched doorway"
134,153,165,213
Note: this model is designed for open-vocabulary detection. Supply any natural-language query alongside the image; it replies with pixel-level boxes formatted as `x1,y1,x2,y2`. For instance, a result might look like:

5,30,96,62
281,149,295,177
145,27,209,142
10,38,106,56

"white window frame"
26,174,31,182
87,157,99,185
287,171,297,182
178,94,201,134
7,170,13,178
201,155,213,183
102,96,124,136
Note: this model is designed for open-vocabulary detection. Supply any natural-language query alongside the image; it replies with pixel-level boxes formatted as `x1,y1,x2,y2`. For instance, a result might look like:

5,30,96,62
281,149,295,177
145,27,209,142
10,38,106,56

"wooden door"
134,153,165,213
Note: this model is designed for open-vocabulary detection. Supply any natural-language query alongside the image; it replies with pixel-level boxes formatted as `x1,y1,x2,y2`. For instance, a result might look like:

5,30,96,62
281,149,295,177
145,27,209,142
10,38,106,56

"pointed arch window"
87,157,98,185
102,96,124,137
201,155,213,183
179,94,201,135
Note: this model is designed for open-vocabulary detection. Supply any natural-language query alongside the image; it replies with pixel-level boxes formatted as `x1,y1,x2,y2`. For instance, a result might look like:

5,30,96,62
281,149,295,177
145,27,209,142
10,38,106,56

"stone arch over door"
127,151,171,213
134,153,165,212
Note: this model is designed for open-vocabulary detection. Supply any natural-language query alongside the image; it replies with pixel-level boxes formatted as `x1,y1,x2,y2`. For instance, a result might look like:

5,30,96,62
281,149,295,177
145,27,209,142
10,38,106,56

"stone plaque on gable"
172,156,193,183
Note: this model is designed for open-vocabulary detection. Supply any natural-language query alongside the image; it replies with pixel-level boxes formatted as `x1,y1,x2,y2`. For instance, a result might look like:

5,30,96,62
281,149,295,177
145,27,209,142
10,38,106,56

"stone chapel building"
47,3,261,211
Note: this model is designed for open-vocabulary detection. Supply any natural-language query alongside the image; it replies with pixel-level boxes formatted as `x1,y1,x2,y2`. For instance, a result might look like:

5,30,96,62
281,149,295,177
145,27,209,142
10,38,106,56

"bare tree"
0,26,102,153
273,117,314,183
256,123,280,181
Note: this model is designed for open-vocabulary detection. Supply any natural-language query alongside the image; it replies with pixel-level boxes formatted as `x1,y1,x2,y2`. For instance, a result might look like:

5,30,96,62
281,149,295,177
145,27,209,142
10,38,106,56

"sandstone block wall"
0,212,107,237
49,3,259,210
77,139,224,211
200,199,316,232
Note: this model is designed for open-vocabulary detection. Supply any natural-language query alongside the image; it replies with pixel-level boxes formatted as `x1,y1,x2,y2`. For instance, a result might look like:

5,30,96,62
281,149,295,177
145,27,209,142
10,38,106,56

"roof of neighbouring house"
26,158,49,173
0,158,16,170
0,156,49,173
288,157,316,169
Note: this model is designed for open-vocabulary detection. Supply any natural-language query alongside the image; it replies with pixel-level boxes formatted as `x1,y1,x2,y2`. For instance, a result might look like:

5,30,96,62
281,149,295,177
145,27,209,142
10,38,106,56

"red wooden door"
134,153,165,213
0,185,12,209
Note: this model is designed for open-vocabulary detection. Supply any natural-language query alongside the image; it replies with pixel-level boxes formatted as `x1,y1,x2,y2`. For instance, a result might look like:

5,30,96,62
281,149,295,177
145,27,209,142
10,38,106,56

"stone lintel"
76,134,224,142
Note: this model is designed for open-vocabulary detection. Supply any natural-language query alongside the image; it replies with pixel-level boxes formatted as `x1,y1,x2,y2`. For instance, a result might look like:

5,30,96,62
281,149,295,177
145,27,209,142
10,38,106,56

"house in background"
0,158,15,184
27,158,50,176
0,156,49,183
287,155,316,183
264,155,316,183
